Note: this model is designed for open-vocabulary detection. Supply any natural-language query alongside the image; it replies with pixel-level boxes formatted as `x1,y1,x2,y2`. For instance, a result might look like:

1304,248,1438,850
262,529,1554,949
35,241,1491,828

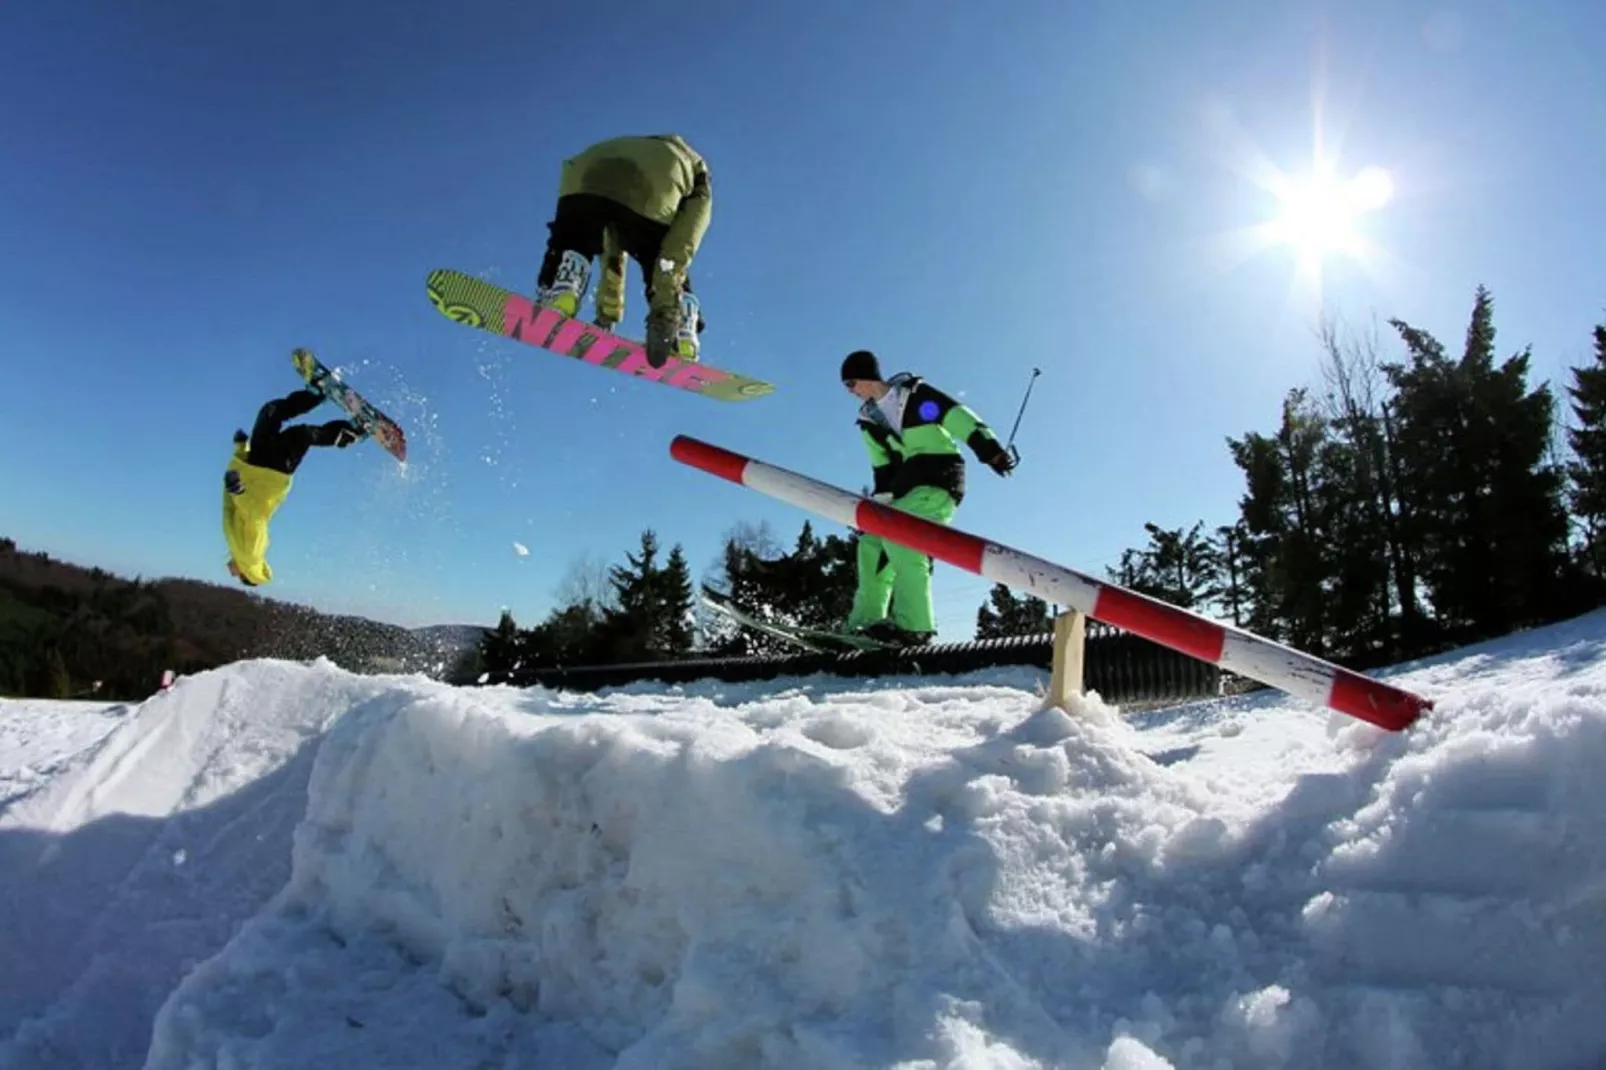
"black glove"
979,443,1018,477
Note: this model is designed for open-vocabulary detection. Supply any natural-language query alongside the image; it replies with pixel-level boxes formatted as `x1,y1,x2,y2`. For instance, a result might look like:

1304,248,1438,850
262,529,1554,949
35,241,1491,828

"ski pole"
1004,367,1040,464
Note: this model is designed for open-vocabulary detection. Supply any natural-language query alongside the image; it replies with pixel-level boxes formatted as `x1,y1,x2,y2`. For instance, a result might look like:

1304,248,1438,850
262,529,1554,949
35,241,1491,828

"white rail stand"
1047,609,1087,711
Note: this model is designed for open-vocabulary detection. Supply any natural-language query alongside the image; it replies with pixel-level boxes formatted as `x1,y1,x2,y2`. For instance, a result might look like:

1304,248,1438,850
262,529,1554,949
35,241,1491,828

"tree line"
1106,286,1606,668
476,285,1606,680
471,518,1059,679
0,539,475,699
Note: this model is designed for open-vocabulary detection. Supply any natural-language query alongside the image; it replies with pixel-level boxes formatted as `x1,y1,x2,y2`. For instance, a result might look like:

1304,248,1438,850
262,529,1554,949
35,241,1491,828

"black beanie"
840,349,882,382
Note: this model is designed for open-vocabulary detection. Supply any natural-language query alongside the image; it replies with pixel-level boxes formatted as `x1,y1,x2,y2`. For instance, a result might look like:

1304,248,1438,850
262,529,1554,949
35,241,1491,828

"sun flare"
1268,164,1394,267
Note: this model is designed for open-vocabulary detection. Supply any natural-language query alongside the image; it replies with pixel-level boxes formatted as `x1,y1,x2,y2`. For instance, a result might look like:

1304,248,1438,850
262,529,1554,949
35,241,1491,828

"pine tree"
659,544,695,655
597,530,665,662
45,646,71,699
786,523,857,632
1225,429,1288,640
525,601,604,666
703,520,858,654
478,609,521,677
446,643,485,685
1385,286,1576,638
975,584,1052,638
1317,317,1419,660
703,527,777,655
1225,390,1338,652
1212,523,1247,626
1566,321,1606,575
1111,521,1221,610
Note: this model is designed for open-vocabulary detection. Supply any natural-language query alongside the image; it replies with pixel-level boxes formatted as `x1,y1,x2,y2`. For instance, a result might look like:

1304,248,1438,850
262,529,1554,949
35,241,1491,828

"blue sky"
3,0,1604,638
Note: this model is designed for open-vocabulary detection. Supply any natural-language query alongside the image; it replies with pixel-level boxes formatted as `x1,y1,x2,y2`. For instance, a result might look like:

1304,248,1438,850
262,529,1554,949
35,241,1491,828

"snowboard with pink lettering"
425,268,774,402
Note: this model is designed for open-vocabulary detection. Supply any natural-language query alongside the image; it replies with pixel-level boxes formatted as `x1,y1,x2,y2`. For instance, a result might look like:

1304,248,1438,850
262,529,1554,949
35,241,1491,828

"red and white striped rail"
670,435,1432,731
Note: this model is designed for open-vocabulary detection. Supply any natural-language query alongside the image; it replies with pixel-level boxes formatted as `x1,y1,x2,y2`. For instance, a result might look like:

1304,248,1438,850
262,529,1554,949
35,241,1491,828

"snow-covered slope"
0,698,127,811
5,613,1606,1069
0,665,396,1069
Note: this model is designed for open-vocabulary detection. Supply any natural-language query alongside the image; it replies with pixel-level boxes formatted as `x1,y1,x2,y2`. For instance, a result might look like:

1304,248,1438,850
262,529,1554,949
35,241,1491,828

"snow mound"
0,698,126,811
7,611,1606,1069
146,617,1606,1069
0,660,405,1069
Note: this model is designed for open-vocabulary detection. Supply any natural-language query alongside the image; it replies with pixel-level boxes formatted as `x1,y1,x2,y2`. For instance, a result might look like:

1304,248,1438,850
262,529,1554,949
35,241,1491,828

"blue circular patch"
918,400,940,421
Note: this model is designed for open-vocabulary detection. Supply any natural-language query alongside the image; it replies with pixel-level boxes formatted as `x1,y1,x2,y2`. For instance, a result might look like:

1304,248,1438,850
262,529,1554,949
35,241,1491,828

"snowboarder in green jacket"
534,133,711,367
840,349,1017,645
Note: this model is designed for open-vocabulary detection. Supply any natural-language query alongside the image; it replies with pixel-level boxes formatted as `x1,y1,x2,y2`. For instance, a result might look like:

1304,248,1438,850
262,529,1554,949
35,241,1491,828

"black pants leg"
538,193,672,309
249,389,326,475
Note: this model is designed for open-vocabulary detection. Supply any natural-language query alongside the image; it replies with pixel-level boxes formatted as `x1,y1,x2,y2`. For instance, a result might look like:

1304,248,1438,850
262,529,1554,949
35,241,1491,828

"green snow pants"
846,486,959,635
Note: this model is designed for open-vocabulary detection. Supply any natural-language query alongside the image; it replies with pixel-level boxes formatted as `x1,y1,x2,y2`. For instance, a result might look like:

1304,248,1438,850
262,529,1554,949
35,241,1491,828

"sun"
1194,87,1408,313
1266,164,1394,270
1206,149,1398,312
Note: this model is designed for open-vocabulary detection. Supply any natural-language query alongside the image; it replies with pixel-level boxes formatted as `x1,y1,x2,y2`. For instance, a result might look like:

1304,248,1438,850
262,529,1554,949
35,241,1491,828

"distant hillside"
0,537,487,699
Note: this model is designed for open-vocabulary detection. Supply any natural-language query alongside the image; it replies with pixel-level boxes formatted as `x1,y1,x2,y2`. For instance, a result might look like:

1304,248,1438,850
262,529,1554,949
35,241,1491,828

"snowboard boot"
537,249,591,318
864,620,935,647
645,306,679,369
674,290,702,363
644,290,702,367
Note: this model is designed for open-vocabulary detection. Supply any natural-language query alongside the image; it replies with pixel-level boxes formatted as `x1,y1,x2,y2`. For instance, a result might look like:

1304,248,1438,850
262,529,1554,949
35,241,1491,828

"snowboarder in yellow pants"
839,349,1016,645
223,388,362,587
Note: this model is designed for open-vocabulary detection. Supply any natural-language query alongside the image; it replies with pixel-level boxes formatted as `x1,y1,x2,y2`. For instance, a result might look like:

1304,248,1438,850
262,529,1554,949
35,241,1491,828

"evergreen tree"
704,520,858,654
658,544,696,655
1566,321,1606,575
975,584,1052,638
1385,286,1576,638
1226,391,1336,651
703,527,773,655
477,609,521,677
446,643,485,685
785,523,857,632
1212,523,1247,626
1317,317,1420,659
45,646,71,699
523,601,604,666
596,530,665,662
1109,521,1221,610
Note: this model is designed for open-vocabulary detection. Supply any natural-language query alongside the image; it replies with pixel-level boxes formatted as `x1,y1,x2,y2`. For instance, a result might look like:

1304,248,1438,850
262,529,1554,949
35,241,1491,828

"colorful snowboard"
699,585,895,654
425,268,774,403
291,348,408,463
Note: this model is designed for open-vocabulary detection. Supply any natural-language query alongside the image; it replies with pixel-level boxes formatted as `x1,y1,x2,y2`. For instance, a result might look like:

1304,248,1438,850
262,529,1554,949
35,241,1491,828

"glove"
332,422,364,448
982,445,1018,477
593,313,617,332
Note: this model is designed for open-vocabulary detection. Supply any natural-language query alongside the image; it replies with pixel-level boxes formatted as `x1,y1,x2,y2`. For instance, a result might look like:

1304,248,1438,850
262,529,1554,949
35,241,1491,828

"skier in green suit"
534,133,711,367
840,349,1017,645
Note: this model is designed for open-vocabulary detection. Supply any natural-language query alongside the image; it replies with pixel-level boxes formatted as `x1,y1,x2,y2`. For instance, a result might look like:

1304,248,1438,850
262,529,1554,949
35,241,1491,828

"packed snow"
0,698,127,812
4,611,1606,1069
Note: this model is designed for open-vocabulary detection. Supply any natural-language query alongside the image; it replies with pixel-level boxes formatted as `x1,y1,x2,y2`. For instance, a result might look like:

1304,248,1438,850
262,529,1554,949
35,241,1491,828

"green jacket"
558,134,712,321
856,373,1008,504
